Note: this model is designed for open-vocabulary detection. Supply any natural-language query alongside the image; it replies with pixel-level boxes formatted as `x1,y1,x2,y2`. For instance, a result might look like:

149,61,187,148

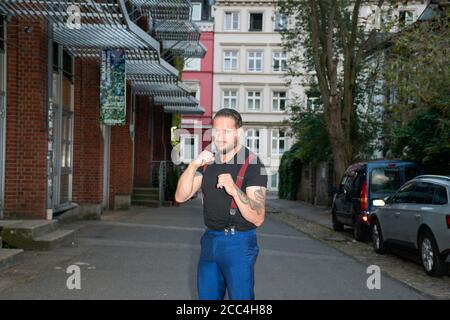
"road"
0,197,427,299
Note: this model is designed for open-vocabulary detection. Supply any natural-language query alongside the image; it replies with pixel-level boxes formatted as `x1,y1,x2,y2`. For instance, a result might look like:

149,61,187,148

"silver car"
370,175,450,277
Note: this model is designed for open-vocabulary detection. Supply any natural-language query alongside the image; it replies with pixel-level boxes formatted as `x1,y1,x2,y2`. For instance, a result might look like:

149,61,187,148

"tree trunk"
325,97,353,186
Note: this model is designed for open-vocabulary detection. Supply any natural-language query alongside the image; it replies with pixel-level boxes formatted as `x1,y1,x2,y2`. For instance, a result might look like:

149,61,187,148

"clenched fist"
192,150,215,169
217,173,238,197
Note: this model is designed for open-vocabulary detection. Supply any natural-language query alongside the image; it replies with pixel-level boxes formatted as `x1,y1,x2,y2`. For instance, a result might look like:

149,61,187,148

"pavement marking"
88,220,311,241
77,237,351,261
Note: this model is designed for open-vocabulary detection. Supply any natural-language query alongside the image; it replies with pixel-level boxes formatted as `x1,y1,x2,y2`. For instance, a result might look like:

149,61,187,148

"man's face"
212,116,241,154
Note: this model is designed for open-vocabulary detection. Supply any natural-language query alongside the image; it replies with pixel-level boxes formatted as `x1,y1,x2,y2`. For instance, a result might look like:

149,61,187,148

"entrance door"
52,44,74,209
0,16,6,218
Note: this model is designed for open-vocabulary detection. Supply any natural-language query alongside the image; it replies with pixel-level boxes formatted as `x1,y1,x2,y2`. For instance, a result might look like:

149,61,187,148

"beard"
214,139,238,155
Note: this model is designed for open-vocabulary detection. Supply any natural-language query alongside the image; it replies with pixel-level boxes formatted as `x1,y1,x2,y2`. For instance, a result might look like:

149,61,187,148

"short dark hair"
213,108,242,128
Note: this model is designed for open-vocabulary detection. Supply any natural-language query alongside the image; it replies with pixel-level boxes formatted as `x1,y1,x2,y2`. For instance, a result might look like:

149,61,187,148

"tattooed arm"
232,186,267,227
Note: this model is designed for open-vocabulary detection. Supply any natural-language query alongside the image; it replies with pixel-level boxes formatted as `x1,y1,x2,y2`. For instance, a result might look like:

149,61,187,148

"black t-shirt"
196,146,268,231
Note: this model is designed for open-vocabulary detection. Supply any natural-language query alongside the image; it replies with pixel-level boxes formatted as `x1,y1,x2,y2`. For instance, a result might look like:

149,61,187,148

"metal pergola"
128,0,206,59
0,0,161,58
130,0,192,21
164,105,204,114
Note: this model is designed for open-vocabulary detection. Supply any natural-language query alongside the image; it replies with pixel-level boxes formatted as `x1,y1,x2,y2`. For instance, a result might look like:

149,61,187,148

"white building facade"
212,0,298,191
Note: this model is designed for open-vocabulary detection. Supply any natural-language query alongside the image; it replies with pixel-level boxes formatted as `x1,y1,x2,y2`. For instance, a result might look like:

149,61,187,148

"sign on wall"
100,49,126,125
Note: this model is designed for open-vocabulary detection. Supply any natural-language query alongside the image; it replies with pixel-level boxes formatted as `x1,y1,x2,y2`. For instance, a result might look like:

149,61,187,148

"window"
0,15,4,52
223,90,237,109
184,81,200,101
184,58,201,71
391,183,415,204
271,129,286,155
370,168,401,194
248,51,263,72
274,13,288,31
306,95,321,111
405,166,420,182
223,50,238,71
246,129,260,154
272,52,287,72
192,3,202,21
399,10,414,26
181,135,198,163
249,13,263,31
52,44,74,205
433,186,448,205
409,182,434,205
270,172,279,189
247,91,261,111
225,12,240,31
272,91,286,111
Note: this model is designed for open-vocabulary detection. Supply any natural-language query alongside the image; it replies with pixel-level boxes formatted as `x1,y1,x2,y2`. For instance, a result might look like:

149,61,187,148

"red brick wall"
72,59,104,205
134,95,151,186
4,18,48,219
109,84,134,208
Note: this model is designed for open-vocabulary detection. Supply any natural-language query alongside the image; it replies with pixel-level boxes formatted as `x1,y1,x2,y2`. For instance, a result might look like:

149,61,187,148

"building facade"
212,0,296,191
0,1,205,220
180,0,215,163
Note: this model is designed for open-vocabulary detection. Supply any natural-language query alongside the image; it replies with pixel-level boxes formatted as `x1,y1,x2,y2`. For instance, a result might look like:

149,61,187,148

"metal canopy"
0,0,160,57
126,53,179,84
164,105,204,114
154,95,198,106
163,40,206,58
154,19,200,42
130,0,192,21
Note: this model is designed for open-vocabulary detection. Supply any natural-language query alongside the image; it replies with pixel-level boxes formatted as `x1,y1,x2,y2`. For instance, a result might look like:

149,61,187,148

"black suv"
331,160,424,241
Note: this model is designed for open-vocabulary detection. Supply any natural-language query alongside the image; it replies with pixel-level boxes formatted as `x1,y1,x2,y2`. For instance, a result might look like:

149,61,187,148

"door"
52,44,74,209
398,182,434,245
0,16,6,218
384,182,416,242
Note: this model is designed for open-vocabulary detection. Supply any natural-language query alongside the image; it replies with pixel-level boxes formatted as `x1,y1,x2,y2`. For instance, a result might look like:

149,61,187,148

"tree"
384,6,450,173
277,0,394,183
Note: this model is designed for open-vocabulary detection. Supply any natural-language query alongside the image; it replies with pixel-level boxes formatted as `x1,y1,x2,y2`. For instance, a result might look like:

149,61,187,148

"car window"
405,166,421,183
409,182,434,205
351,172,363,196
391,183,415,204
370,167,401,193
432,185,448,205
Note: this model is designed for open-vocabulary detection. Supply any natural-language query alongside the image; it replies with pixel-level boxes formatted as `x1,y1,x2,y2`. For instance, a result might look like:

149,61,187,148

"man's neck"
219,144,243,164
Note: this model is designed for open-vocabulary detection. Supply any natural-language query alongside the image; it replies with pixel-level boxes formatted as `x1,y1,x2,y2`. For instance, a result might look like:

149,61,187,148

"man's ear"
237,127,244,137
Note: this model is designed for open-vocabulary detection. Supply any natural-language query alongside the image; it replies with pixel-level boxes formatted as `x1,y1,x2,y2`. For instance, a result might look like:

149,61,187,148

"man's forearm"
232,186,265,227
175,163,198,203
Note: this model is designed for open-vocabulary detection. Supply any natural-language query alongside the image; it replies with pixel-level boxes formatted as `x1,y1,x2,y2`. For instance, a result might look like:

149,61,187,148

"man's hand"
217,173,238,197
192,150,215,169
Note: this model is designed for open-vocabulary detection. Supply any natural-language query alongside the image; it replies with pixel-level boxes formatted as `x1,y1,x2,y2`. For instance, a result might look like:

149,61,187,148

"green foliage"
389,107,450,175
285,101,331,164
278,142,303,200
384,9,450,174
166,165,182,201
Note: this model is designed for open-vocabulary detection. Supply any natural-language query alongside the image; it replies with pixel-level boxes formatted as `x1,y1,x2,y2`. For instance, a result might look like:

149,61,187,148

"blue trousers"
197,228,259,300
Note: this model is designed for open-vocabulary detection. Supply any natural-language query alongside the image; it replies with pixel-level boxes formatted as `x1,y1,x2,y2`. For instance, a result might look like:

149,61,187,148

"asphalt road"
0,198,427,299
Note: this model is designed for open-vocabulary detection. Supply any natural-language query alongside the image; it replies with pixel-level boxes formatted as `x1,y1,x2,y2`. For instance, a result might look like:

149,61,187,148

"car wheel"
372,219,386,254
332,209,344,232
353,219,366,242
419,231,447,277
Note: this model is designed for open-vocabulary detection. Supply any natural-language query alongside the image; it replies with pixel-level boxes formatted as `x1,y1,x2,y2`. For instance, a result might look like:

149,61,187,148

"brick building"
0,1,205,220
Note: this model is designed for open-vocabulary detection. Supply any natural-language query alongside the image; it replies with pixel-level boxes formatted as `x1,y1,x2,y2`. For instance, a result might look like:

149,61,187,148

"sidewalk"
266,195,332,229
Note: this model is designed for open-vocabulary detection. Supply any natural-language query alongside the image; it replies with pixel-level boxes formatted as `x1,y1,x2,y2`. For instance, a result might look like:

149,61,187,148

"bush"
278,142,302,200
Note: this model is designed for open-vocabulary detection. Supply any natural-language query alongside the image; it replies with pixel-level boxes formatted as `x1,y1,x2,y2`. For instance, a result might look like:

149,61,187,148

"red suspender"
230,153,256,209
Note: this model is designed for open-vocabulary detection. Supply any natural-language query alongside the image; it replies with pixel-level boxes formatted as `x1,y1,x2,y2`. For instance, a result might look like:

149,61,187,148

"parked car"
370,175,450,277
331,160,424,241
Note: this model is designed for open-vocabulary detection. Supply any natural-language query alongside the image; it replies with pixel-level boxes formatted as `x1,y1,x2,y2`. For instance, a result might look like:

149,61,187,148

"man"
175,108,267,300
